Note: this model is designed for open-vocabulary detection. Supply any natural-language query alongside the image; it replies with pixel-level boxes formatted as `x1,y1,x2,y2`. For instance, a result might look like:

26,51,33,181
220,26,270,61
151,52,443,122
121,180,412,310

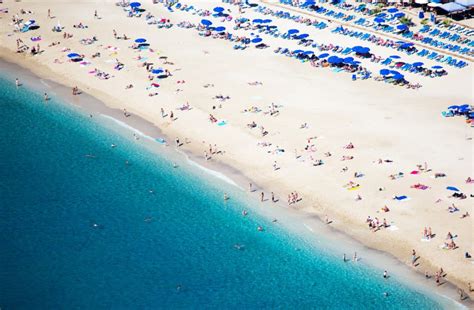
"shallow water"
0,74,448,309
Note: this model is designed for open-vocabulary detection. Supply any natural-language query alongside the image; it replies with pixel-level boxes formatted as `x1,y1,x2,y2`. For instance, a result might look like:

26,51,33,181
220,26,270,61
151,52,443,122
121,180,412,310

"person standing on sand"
261,192,264,202
271,192,275,203
353,252,358,262
15,78,19,88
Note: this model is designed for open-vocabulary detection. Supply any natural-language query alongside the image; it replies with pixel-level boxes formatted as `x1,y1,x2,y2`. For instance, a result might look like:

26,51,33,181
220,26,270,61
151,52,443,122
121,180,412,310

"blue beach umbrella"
327,56,342,64
303,50,314,55
288,29,299,34
296,33,309,39
392,73,405,80
343,56,354,63
412,62,424,67
390,55,401,59
152,69,164,74
67,53,81,58
262,19,272,23
213,6,224,12
432,65,443,69
252,18,263,23
135,38,146,43
293,49,304,54
201,19,212,26
130,2,141,7
251,37,262,43
447,105,459,110
394,12,405,18
446,186,460,192
459,104,469,109
318,53,329,58
397,24,408,31
375,17,385,23
377,13,387,18
387,8,398,13
215,26,226,32
419,12,425,19
400,42,414,49
380,69,390,75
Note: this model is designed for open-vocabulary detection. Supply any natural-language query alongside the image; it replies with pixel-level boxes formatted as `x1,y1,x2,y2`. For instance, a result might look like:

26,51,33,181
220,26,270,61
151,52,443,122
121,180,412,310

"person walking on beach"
261,192,264,202
411,249,417,266
271,192,275,203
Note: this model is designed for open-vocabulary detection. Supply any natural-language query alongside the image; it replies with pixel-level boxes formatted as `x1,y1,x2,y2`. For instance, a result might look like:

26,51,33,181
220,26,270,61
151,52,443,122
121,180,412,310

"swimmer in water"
224,193,229,201
111,144,117,148
125,160,129,165
173,163,178,168
44,92,49,101
353,252,358,262
257,226,264,231
242,210,248,216
343,253,346,262
383,270,388,279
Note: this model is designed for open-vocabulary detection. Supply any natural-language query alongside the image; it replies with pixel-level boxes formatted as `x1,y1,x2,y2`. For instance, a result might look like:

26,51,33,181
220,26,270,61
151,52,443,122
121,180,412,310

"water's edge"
0,56,469,308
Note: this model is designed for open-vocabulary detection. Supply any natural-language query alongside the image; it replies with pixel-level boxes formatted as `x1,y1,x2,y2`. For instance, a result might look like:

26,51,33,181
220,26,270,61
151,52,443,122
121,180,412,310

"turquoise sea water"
0,74,446,309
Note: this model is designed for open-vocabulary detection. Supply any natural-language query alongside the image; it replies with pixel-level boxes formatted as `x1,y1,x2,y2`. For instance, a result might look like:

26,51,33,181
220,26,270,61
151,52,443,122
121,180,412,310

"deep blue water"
0,75,445,309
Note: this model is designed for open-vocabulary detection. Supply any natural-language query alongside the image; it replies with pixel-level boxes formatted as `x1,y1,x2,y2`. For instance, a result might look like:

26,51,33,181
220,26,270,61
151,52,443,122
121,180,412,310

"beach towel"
217,120,227,126
410,170,420,175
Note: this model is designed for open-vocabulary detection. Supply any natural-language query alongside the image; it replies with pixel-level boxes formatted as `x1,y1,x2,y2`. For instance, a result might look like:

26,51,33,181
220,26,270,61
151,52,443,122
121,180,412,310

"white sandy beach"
0,0,473,300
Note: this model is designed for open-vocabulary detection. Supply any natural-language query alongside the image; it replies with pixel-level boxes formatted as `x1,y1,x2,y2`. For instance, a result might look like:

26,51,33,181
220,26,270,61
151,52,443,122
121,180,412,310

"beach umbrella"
389,55,401,59
287,29,299,35
392,73,405,80
67,53,81,58
447,105,459,110
380,69,390,75
343,56,354,63
251,37,262,43
352,46,363,52
152,69,164,74
252,18,263,23
375,17,386,23
394,12,405,18
293,49,304,54
387,8,398,13
130,2,141,7
303,50,314,55
327,56,342,64
432,65,443,69
397,24,408,31
213,6,224,12
295,33,309,39
459,104,469,109
262,19,272,23
412,62,424,67
419,11,425,19
135,38,146,43
201,19,212,26
400,42,414,49
318,53,329,58
446,186,460,192
214,26,226,32
377,13,387,18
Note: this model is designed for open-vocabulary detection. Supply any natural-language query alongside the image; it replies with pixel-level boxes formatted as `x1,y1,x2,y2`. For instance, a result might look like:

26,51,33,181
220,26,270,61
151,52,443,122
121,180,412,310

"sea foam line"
182,151,239,188
100,114,156,143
